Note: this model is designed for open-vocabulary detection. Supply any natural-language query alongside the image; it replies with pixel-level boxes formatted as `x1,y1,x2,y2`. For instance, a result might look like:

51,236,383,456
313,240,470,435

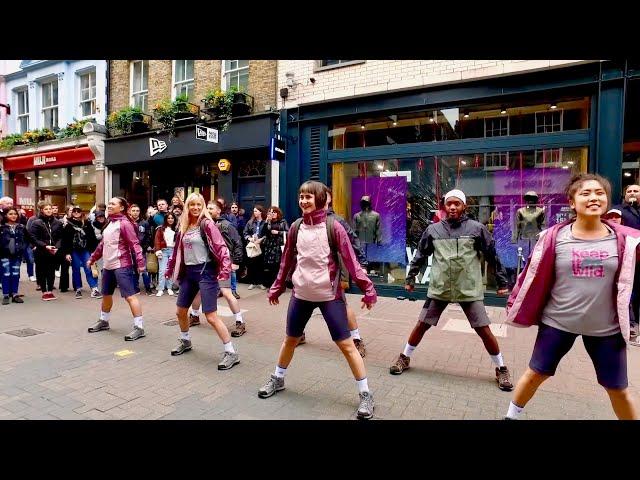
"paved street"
0,269,638,420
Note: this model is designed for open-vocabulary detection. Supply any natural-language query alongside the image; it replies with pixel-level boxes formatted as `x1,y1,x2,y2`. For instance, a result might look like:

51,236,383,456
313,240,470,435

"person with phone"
28,201,64,301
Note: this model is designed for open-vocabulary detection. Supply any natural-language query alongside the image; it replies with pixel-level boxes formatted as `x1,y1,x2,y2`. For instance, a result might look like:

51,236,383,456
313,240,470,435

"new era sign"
149,138,167,156
195,125,219,143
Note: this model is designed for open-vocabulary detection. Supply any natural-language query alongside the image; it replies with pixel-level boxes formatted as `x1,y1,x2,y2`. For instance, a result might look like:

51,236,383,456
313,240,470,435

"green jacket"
407,216,508,302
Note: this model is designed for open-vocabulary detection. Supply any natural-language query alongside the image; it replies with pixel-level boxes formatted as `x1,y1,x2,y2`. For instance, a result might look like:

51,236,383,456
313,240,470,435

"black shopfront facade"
104,112,279,213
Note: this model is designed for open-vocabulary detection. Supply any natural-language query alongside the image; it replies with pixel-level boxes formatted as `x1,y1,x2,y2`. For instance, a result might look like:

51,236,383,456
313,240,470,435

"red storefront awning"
3,146,94,172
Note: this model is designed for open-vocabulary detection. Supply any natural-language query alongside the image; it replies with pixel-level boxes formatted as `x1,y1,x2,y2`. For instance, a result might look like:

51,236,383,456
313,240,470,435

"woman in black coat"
261,206,288,289
28,202,64,301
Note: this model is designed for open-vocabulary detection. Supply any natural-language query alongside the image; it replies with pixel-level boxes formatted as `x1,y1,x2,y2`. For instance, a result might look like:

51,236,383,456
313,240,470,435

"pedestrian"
152,198,169,230
172,205,183,222
164,193,239,370
243,205,266,290
62,206,101,299
389,189,514,392
171,196,183,210
262,206,288,290
26,201,46,291
1,207,33,305
154,212,178,297
205,200,246,336
86,197,147,341
258,180,378,420
28,201,64,301
603,208,623,225
505,173,638,420
129,204,154,296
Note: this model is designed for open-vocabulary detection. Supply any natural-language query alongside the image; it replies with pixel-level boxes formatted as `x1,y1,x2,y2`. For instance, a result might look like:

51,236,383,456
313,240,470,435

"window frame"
221,60,250,92
78,69,97,119
130,60,149,112
172,60,195,100
314,60,365,72
15,87,29,133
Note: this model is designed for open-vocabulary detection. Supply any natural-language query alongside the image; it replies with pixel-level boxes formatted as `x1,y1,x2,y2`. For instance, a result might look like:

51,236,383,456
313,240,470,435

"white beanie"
444,189,466,205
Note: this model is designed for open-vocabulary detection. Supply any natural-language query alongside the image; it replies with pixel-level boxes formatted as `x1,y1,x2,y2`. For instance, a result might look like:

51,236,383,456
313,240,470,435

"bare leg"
100,295,113,313
124,295,142,317
222,287,239,313
606,387,638,420
336,337,366,379
276,335,302,368
191,292,201,311
204,310,231,344
511,367,549,407
177,306,189,332
346,306,357,330
407,321,431,347
474,325,500,356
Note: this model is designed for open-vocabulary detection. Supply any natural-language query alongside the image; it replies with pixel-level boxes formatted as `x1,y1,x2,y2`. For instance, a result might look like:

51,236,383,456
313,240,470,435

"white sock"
490,353,505,368
190,307,201,316
235,312,244,323
133,316,144,329
506,401,524,419
180,331,191,341
356,377,369,393
274,366,287,378
223,341,235,354
402,343,416,357
100,311,110,322
350,328,361,340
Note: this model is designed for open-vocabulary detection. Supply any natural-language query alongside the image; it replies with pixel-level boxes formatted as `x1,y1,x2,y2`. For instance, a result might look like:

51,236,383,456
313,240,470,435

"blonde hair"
179,193,212,234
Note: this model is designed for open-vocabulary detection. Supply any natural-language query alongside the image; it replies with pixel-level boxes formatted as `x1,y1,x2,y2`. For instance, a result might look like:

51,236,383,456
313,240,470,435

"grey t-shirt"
541,225,619,336
182,226,211,266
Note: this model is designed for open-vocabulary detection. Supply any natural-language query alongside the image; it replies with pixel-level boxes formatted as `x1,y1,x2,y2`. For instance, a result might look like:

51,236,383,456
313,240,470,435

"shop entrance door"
237,178,266,210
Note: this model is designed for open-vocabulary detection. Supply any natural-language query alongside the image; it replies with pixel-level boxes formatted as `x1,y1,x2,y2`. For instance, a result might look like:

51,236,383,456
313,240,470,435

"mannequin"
511,191,545,268
353,195,381,245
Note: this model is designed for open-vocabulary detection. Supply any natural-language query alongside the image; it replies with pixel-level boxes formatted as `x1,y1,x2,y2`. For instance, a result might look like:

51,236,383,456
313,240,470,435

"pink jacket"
89,213,145,271
165,218,231,283
506,219,640,342
269,209,377,305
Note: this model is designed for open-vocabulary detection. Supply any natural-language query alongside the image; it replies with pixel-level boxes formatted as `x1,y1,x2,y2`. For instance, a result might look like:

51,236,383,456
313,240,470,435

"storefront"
279,61,627,301
2,146,96,216
104,112,279,214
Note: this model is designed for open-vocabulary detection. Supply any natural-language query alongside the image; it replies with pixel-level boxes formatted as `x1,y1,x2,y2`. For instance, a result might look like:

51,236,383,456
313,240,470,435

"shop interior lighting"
625,172,632,177
53,174,58,177
429,116,434,123
500,106,507,114
567,161,574,165
550,103,558,110
389,114,398,126
377,164,384,170
460,160,467,165
463,111,470,118
360,123,365,130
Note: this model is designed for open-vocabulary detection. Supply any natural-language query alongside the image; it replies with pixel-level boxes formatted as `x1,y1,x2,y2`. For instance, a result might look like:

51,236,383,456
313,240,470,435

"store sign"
269,137,286,161
380,170,412,182
196,125,219,143
218,158,231,172
149,138,167,157
3,147,94,172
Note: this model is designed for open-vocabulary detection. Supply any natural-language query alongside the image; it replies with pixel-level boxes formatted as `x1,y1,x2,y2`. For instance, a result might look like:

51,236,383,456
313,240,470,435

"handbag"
146,251,159,274
246,241,262,259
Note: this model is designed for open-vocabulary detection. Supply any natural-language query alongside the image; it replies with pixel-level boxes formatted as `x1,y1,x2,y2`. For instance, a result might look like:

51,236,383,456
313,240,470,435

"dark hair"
129,203,140,210
97,203,106,210
268,206,283,221
164,212,178,230
113,196,137,225
157,198,167,205
1,207,19,223
299,180,328,210
565,173,611,205
252,204,267,219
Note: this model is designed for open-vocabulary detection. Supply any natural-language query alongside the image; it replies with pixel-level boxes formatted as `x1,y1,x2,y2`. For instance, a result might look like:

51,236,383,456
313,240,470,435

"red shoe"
42,292,52,301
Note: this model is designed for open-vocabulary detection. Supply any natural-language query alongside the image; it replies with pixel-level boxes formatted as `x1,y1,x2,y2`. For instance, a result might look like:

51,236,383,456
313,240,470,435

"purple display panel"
351,176,408,264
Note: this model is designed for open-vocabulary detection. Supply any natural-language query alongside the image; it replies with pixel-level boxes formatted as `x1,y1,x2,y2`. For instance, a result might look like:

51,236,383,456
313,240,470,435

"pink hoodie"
89,213,144,271
269,209,377,305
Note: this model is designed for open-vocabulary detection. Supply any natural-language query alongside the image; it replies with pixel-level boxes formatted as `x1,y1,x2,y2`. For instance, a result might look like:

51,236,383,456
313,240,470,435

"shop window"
131,60,149,112
14,171,36,217
70,165,96,212
535,148,563,168
238,158,266,177
484,117,509,137
15,88,29,133
79,70,97,118
484,152,509,171
315,60,365,72
173,60,195,101
41,79,58,130
535,110,563,133
222,60,249,92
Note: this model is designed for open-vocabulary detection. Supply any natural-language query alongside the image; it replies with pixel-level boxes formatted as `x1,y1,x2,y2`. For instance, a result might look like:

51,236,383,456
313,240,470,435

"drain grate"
163,320,179,326
5,328,45,337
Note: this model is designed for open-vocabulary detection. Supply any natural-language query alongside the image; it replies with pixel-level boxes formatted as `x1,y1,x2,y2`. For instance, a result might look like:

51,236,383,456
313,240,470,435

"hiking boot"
231,321,246,337
189,314,200,327
297,333,306,345
2,296,9,305
91,288,103,299
88,319,110,333
218,351,240,370
75,290,83,299
389,353,410,375
232,291,240,299
171,338,192,356
354,338,366,358
496,366,513,391
258,374,285,398
356,391,375,420
12,295,24,304
629,336,640,347
124,326,145,341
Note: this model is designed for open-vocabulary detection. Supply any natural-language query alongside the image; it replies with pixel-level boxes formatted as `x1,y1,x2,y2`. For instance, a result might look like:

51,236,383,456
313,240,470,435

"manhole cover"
163,320,179,326
5,328,45,337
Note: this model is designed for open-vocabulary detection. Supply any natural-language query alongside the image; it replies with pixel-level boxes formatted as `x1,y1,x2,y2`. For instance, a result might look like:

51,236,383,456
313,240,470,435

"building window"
314,60,366,72
222,60,249,92
131,60,149,112
536,110,563,133
535,148,563,168
15,88,29,133
173,60,194,101
484,117,509,137
41,79,58,130
484,152,509,171
79,70,96,118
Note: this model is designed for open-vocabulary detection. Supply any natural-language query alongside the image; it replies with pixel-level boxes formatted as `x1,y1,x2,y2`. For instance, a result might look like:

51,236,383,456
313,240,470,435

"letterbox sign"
2,147,95,172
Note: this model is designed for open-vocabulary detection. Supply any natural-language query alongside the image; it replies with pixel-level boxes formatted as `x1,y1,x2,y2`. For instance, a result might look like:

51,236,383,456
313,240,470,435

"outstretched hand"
361,301,373,310
405,284,414,292
269,297,279,306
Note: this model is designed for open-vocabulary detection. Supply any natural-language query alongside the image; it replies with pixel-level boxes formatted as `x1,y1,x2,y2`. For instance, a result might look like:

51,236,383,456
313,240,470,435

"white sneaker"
55,270,61,278
247,284,256,290
167,289,174,296
29,276,37,282
258,285,266,290
156,290,164,297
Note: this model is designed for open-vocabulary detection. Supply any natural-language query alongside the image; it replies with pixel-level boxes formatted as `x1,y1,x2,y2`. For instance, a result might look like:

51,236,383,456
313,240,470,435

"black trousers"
246,255,264,286
58,257,70,291
36,253,58,293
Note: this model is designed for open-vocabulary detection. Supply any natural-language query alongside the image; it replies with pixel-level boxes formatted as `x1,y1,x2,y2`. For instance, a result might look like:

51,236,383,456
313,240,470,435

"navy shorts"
286,296,350,342
102,267,139,298
176,263,219,314
529,323,628,390
418,299,491,328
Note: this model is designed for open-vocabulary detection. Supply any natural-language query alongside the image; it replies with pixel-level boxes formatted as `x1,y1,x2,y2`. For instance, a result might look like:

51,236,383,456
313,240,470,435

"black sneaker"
75,290,83,299
12,296,24,304
145,287,155,296
2,296,9,305
232,291,241,299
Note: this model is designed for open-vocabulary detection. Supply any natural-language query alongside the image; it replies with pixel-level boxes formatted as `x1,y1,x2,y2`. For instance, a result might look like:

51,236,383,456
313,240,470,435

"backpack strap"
290,218,303,256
